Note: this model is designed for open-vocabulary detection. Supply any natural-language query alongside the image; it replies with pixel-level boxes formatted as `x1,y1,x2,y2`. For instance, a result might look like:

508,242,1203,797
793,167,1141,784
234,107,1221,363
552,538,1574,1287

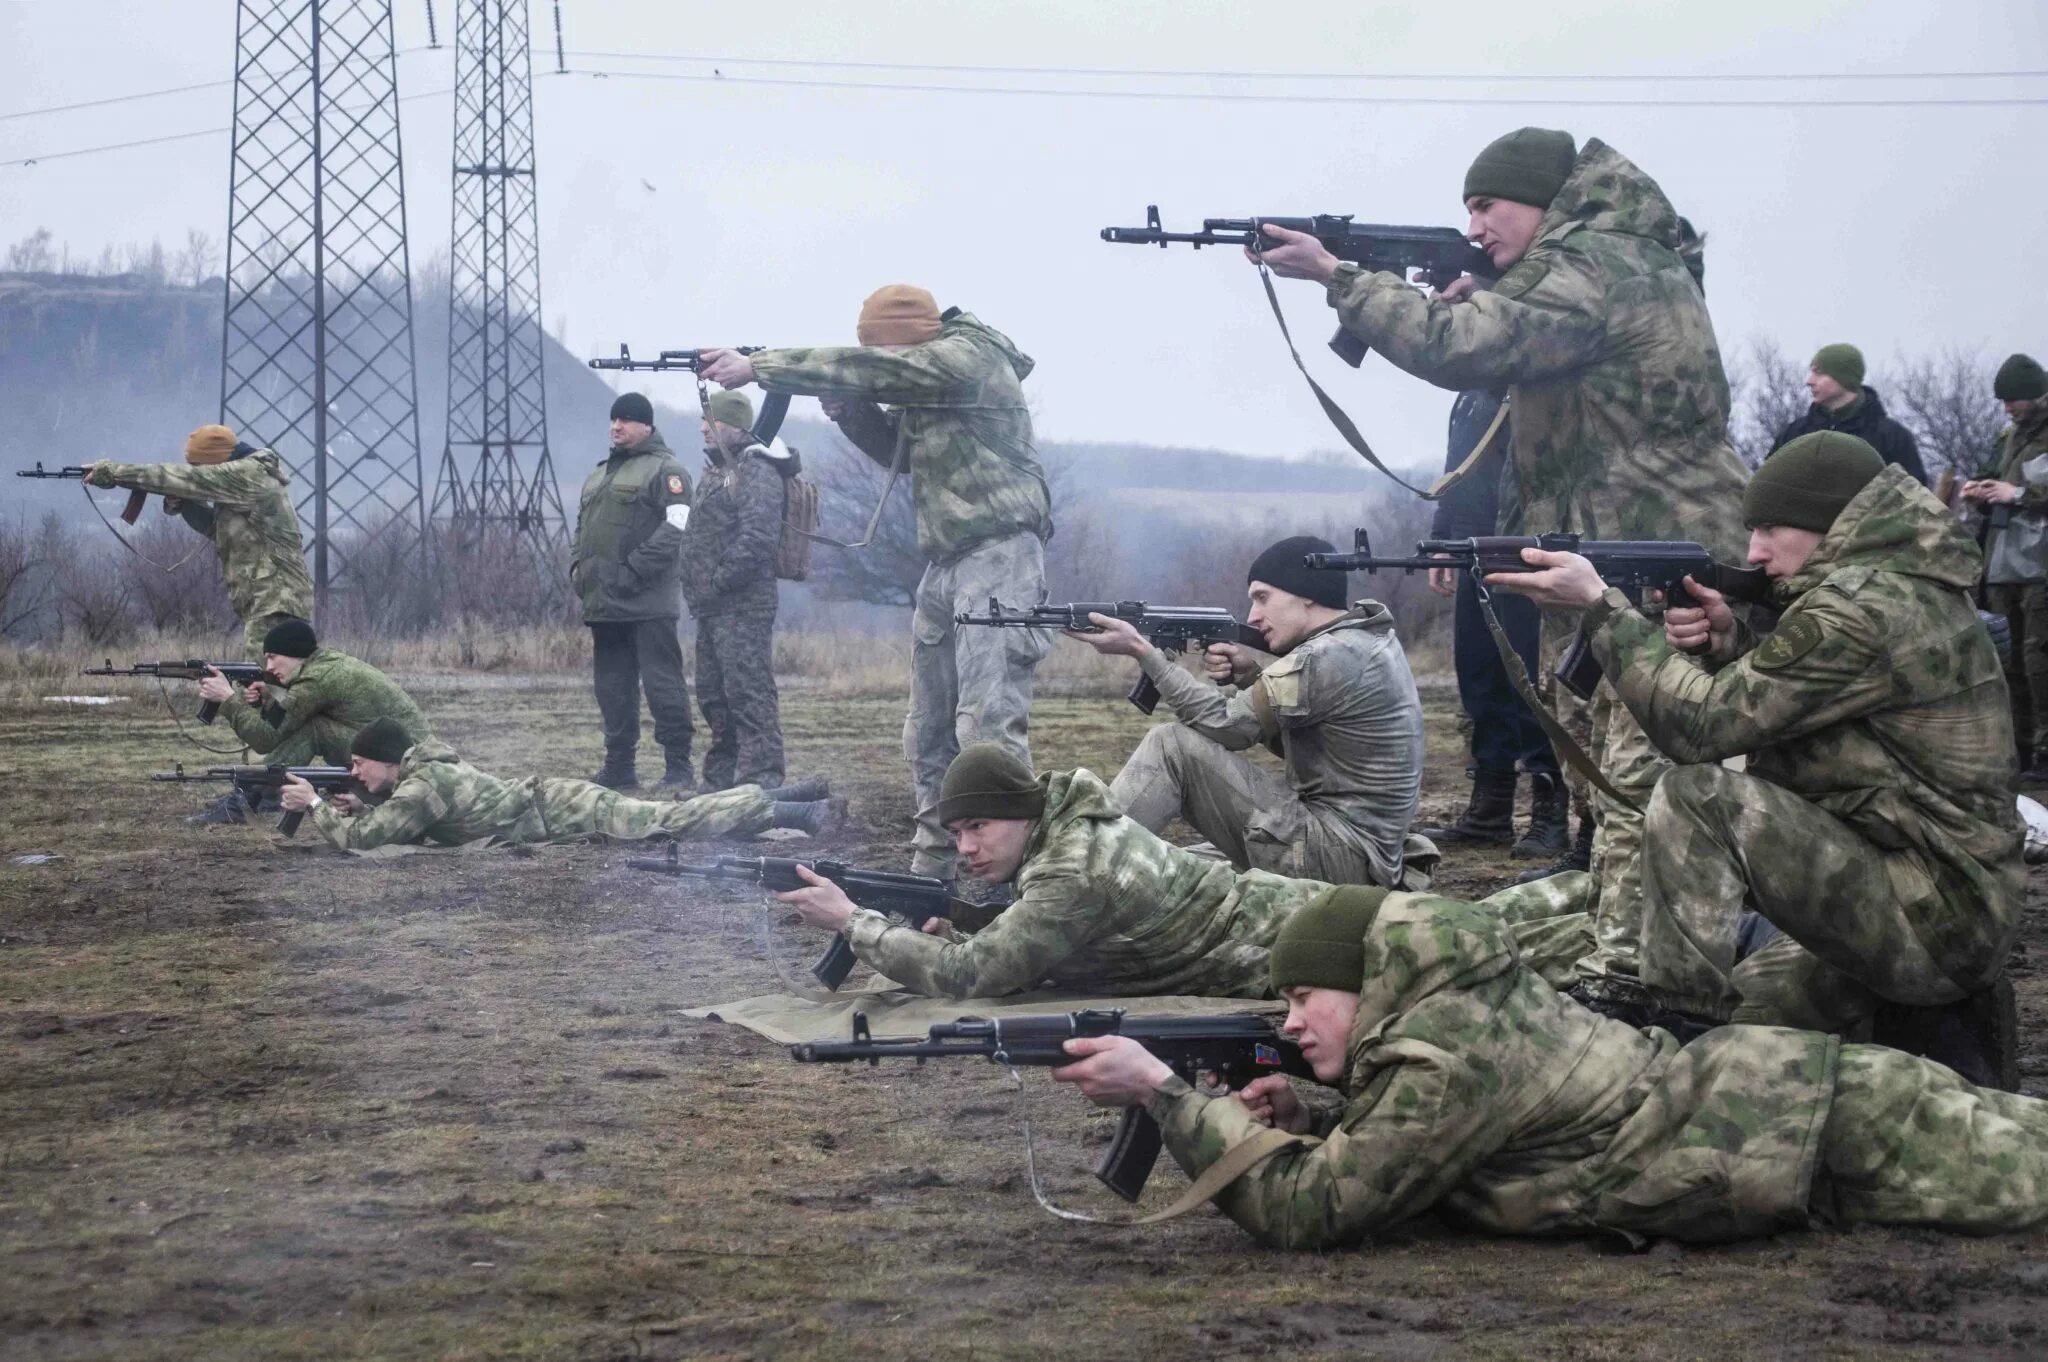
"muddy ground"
2,667,2045,1361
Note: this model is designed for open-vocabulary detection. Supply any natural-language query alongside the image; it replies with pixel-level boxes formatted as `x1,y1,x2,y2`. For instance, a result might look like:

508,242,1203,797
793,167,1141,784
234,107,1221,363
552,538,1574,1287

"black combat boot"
760,777,830,802
653,749,694,793
1872,971,2020,1091
1513,813,1593,884
1419,767,1518,845
186,786,253,826
590,752,637,792
774,796,848,839
1512,772,1570,860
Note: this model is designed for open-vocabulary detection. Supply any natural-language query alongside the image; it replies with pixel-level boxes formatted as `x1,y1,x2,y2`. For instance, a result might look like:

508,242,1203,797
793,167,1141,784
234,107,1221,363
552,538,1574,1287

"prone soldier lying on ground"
277,718,843,852
1063,535,1431,889
772,742,1590,1001
186,617,430,825
1051,885,2048,1248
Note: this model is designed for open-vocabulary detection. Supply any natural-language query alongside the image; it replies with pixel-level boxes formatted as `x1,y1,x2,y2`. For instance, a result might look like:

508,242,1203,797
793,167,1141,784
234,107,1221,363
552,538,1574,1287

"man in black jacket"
1769,344,1927,485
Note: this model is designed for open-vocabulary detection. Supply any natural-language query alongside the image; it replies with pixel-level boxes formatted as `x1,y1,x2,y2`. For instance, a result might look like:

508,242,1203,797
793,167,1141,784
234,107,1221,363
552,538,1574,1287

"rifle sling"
1253,258,1508,502
1471,583,1640,811
1029,1121,1321,1226
797,423,909,551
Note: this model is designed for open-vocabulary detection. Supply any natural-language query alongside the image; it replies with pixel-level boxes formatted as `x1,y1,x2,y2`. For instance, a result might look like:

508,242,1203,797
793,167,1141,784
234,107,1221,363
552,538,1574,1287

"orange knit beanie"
855,285,942,347
184,424,239,465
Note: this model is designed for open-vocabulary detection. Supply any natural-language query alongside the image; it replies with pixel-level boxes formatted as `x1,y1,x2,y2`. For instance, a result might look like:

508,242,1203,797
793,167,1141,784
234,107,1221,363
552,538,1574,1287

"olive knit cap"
351,716,413,765
1270,885,1390,995
184,424,238,465
705,389,755,431
933,742,1045,828
855,284,942,347
1744,431,1885,532
1462,128,1577,209
261,616,318,659
1810,343,1865,392
1995,353,2047,402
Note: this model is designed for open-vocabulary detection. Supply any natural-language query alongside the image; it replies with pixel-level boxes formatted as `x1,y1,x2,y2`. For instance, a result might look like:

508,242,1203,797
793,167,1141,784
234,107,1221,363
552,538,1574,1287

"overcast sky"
3,0,2043,472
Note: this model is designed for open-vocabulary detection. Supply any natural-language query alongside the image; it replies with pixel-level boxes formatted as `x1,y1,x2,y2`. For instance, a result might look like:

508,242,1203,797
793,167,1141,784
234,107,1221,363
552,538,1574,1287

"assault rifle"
17,462,146,523
586,345,791,443
1305,529,1774,699
954,597,1267,715
793,1008,1313,1201
149,763,360,837
1101,204,1497,366
623,845,966,990
84,658,273,724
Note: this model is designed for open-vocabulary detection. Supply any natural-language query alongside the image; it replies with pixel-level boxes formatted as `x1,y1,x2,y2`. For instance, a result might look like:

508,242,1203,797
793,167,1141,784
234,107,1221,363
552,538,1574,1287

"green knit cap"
933,742,1045,827
705,389,755,431
1462,128,1577,209
1995,353,2047,402
1269,885,1390,995
1744,431,1885,532
351,716,413,765
1810,343,1865,391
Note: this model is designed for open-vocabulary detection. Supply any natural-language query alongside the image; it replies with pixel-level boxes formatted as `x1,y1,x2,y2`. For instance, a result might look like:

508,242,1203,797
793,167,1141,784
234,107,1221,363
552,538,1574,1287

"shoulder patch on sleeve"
1488,259,1550,301
1752,613,1824,671
666,473,686,496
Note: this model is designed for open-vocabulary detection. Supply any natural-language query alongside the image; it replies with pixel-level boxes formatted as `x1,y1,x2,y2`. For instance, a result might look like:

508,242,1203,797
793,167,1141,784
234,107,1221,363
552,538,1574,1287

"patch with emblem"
666,473,685,496
1752,614,1823,671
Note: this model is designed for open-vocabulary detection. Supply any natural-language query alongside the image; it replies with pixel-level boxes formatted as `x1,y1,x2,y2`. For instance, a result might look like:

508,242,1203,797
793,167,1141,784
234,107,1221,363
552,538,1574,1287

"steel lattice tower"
430,0,566,549
219,0,429,613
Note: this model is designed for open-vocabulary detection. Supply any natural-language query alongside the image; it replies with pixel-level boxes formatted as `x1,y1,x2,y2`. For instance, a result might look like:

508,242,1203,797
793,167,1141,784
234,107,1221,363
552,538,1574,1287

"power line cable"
0,44,440,123
1,87,454,167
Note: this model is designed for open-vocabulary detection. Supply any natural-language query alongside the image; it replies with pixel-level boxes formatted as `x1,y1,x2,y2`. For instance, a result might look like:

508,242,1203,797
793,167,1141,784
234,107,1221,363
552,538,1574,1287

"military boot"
775,796,848,839
1513,813,1593,884
590,753,637,792
653,749,694,794
1419,768,1517,845
1872,971,2020,1092
1512,772,1570,860
760,777,830,802
186,787,253,826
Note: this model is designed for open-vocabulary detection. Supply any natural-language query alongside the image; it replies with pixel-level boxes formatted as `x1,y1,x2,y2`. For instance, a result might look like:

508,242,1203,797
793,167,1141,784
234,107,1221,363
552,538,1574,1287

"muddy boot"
1873,972,2020,1091
1514,813,1593,884
760,777,830,803
186,786,253,826
590,752,637,792
1513,772,1569,860
1419,767,1517,845
775,796,848,839
652,749,694,794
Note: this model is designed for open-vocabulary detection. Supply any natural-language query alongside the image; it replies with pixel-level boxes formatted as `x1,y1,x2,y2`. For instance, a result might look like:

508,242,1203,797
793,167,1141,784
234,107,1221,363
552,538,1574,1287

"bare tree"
118,515,233,634
5,227,56,274
1725,338,1809,468
1888,348,2007,483
0,513,60,639
174,228,220,287
803,437,925,607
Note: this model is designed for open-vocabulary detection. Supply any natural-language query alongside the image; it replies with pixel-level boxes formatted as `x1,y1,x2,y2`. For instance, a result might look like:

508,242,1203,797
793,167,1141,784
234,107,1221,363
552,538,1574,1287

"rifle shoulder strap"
1471,586,1640,811
1027,1119,1321,1226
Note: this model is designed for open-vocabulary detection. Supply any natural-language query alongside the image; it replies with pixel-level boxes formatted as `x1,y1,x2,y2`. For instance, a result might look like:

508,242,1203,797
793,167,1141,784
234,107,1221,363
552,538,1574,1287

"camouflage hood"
1024,766,1123,860
398,737,463,778
1535,138,1685,254
1778,464,1983,604
1338,893,1518,1089
942,309,1034,383
248,447,291,486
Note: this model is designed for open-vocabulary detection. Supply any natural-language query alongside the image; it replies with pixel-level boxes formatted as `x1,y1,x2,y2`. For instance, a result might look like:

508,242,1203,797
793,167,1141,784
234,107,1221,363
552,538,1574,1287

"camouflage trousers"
520,779,774,843
1638,765,1969,1030
1477,870,1596,991
260,716,356,769
1983,582,2048,756
1821,1042,2048,1233
695,610,785,790
906,532,1049,877
243,610,299,658
1110,723,1418,889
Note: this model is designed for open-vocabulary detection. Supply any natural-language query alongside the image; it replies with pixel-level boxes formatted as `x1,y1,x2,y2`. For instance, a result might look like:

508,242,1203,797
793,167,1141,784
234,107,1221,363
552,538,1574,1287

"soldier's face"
1281,986,1361,1084
610,418,652,447
1463,196,1545,270
1806,368,1851,408
1246,582,1317,653
948,816,1033,882
1747,525,1826,579
2005,397,2042,423
265,652,305,682
349,755,401,794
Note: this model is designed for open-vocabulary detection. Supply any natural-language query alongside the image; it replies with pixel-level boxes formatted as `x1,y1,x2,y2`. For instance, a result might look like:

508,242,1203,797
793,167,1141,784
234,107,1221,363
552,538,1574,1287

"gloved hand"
665,504,690,531
86,461,119,489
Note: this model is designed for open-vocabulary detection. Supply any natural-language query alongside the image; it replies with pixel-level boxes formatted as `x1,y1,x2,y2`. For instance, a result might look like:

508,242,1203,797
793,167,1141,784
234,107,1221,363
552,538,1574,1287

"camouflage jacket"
1135,603,1424,886
751,310,1053,563
678,440,790,617
1326,140,1749,555
309,739,570,850
571,429,692,622
91,448,314,625
222,646,429,756
1150,892,1837,1249
1976,406,2048,585
1586,465,2024,987
846,768,1325,998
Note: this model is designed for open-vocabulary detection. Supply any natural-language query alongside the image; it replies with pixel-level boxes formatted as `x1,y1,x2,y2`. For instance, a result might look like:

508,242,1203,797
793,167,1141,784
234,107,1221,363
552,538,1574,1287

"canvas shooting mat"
682,984,1283,1046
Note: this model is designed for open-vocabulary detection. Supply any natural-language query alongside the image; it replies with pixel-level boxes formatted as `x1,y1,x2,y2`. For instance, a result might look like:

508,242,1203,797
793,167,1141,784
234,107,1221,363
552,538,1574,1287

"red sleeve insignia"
666,474,685,496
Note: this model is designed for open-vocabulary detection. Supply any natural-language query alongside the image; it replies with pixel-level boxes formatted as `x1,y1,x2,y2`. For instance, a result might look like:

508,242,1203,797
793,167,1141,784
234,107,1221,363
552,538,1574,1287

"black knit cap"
261,616,318,658
1249,535,1348,610
351,716,413,765
1744,431,1884,532
1269,885,1390,995
933,742,1045,827
1995,354,2047,402
610,391,654,425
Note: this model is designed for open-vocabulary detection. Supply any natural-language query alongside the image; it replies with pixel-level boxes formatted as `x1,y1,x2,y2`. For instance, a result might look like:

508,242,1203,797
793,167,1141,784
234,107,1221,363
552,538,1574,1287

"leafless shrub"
1889,348,2007,483
118,514,233,634
1726,338,1809,468
0,513,62,640
803,437,924,606
59,554,138,645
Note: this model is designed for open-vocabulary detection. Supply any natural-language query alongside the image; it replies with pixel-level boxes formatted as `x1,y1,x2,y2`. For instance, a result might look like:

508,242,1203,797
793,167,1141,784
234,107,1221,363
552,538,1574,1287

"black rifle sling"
1253,256,1508,503
1470,580,1640,811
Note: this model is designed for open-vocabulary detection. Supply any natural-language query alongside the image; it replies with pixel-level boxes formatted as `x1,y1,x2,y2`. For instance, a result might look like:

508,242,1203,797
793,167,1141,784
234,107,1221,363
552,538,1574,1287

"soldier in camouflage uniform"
778,743,1591,1001
186,617,429,824
1256,128,1751,1009
1959,353,2048,776
698,286,1054,879
1055,886,2048,1248
1065,536,1431,889
1494,434,2022,1068
678,390,791,791
86,424,314,655
280,718,841,853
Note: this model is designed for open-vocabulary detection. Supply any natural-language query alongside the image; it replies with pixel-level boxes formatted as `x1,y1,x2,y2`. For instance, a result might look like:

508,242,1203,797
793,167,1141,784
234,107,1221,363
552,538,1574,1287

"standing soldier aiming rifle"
697,286,1055,882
